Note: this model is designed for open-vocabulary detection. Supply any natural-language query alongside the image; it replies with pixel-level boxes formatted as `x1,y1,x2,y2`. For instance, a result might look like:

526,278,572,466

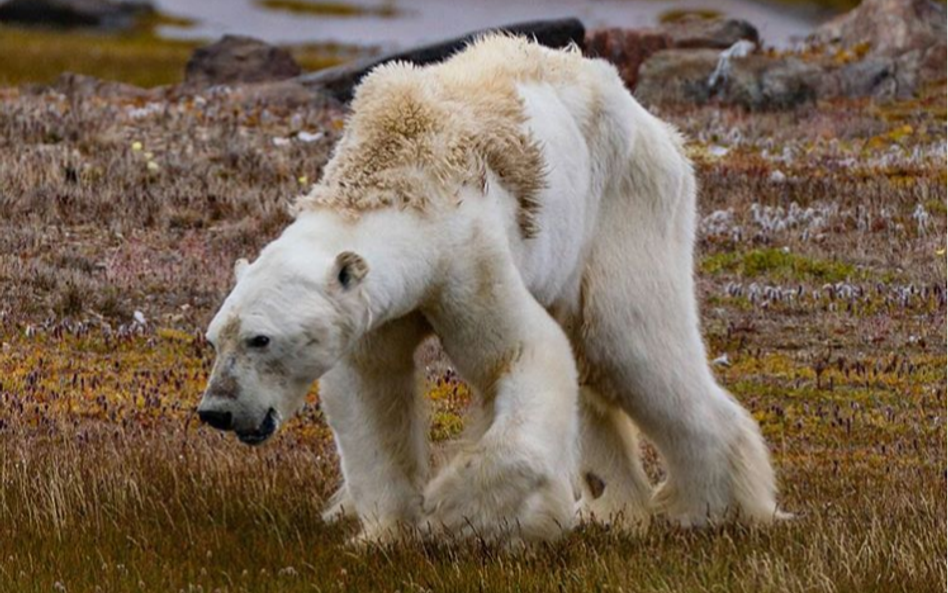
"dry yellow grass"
0,75,944,591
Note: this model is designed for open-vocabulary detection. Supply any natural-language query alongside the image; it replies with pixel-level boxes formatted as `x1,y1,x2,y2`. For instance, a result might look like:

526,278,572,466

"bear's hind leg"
579,226,780,526
577,386,652,531
579,270,780,525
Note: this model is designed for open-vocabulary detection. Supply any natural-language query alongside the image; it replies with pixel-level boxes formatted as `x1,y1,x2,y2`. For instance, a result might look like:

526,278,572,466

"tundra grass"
0,79,944,592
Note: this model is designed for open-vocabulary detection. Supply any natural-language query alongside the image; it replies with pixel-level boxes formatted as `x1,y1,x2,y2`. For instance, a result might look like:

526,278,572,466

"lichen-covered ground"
0,80,944,592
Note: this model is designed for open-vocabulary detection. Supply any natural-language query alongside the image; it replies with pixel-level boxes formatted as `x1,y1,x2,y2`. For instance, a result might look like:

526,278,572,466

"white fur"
200,36,780,545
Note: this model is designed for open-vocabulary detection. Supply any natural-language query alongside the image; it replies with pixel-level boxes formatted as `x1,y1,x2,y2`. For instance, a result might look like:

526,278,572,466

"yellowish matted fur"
296,35,594,237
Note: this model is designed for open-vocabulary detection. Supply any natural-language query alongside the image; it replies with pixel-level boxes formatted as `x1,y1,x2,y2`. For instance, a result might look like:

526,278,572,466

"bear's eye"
247,335,270,349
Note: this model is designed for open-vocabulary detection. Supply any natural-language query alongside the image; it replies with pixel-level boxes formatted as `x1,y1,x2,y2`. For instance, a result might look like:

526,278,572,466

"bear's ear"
234,258,250,283
332,251,368,291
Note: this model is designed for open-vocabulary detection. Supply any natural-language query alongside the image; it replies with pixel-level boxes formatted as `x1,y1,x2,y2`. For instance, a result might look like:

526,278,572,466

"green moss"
255,0,398,17
925,198,947,218
701,248,857,283
0,23,201,87
704,293,753,310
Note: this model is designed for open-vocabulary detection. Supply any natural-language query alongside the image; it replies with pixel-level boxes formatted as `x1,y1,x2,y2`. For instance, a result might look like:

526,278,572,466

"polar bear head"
197,239,370,445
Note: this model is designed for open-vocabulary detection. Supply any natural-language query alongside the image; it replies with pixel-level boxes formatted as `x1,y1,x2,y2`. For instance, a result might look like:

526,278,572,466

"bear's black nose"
198,409,233,431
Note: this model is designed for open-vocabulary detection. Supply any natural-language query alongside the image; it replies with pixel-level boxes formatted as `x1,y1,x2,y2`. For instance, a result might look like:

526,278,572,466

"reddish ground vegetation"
0,81,944,592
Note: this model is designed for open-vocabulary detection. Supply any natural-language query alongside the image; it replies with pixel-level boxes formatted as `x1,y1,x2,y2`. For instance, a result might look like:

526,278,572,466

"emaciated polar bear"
197,35,780,544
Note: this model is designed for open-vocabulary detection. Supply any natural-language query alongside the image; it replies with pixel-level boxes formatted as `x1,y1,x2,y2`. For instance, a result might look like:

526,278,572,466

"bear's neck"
289,208,440,330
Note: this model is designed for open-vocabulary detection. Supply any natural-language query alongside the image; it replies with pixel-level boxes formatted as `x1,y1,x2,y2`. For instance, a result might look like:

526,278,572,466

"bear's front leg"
421,257,580,544
319,314,431,544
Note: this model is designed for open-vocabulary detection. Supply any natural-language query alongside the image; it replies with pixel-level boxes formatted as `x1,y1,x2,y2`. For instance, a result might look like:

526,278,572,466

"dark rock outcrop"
584,17,760,93
297,18,586,103
632,0,944,108
661,16,760,50
808,0,946,99
185,35,302,87
635,49,720,105
0,0,151,30
636,49,822,110
809,0,946,57
720,55,822,110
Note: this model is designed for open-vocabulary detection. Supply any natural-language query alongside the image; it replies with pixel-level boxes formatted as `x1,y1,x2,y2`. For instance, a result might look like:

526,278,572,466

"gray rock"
50,72,157,99
660,16,760,50
0,0,151,30
832,56,900,98
806,0,946,98
185,35,302,87
635,49,719,106
816,42,945,100
637,49,822,110
810,0,946,57
722,55,822,110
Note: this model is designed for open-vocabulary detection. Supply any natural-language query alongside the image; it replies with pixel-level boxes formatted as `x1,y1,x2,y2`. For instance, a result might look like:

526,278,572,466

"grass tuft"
701,248,857,283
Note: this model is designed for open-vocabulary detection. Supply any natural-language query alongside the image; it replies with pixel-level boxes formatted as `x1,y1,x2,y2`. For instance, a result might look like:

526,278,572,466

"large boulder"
635,49,720,105
0,0,151,30
808,0,946,98
809,0,946,57
584,28,671,89
583,18,759,91
720,55,822,109
660,16,760,50
185,35,302,87
636,48,822,110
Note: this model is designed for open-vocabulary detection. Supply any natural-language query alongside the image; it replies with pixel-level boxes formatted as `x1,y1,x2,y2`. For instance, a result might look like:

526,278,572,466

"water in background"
153,0,826,49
